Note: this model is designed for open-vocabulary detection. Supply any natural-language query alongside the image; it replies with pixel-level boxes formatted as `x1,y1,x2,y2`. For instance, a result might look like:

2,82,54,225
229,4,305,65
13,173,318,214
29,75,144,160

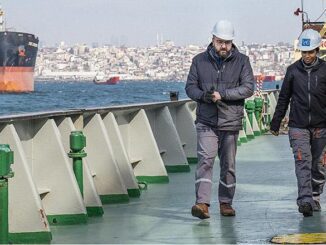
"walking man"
185,20,254,219
270,29,326,217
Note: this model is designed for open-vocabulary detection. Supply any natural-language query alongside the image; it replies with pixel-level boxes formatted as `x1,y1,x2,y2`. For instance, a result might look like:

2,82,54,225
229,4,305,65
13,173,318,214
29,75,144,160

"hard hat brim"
298,43,320,51
211,33,234,41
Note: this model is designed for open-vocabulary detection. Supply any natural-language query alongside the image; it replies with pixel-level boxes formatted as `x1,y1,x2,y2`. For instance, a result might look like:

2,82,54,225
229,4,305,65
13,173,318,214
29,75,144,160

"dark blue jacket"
185,43,254,130
271,58,326,131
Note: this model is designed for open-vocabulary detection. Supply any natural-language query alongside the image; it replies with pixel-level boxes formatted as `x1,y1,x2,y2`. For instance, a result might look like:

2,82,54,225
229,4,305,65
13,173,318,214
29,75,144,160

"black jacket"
271,58,326,131
185,43,254,130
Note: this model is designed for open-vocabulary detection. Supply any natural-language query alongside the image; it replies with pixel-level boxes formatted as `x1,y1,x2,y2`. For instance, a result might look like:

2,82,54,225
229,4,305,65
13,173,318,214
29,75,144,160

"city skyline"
2,0,325,47
35,40,293,81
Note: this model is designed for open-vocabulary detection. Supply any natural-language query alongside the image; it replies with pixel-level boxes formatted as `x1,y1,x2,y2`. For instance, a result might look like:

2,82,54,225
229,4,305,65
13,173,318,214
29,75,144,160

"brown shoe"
191,203,210,219
220,203,235,216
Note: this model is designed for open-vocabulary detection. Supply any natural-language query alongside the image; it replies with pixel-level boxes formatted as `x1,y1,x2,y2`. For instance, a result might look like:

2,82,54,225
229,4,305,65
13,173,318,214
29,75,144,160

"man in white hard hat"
185,20,254,219
271,29,326,217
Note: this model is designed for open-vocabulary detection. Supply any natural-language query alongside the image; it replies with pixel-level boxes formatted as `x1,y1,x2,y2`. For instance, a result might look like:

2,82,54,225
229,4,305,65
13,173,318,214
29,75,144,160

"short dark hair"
316,47,320,53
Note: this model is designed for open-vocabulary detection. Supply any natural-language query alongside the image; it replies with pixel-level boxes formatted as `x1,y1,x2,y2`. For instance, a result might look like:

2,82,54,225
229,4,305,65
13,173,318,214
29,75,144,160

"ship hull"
0,31,38,92
0,67,34,91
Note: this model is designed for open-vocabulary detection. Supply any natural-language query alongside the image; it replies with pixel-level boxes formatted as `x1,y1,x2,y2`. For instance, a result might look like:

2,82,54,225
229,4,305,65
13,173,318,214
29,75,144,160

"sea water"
0,80,281,116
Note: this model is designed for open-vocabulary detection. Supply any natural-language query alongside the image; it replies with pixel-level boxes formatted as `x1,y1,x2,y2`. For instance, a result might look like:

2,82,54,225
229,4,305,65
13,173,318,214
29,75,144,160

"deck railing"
0,90,279,243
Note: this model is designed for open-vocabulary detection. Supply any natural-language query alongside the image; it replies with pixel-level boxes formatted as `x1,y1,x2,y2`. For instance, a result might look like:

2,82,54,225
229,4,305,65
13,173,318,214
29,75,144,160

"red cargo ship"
0,8,39,92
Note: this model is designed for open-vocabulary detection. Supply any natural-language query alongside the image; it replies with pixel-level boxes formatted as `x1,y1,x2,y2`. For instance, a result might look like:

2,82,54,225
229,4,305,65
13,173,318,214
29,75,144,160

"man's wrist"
218,90,226,99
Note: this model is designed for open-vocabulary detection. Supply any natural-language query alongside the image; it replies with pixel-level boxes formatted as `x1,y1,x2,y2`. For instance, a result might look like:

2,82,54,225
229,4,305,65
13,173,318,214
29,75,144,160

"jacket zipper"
307,70,311,125
216,69,220,121
217,64,225,85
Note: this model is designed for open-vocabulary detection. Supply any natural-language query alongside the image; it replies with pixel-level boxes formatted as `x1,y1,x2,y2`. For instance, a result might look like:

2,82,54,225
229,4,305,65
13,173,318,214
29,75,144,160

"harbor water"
0,80,282,116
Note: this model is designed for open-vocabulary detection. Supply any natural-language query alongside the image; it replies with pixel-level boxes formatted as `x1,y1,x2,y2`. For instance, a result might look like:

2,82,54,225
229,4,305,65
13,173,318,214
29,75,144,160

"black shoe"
298,202,313,217
313,200,321,212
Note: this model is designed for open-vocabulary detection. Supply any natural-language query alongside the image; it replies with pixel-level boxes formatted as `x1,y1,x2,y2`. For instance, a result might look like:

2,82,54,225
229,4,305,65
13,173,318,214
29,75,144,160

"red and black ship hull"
0,31,38,92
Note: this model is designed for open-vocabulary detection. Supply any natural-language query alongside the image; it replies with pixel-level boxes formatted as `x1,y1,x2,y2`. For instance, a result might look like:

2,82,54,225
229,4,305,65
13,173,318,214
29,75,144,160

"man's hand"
270,130,279,136
203,88,222,103
212,91,221,102
203,91,214,103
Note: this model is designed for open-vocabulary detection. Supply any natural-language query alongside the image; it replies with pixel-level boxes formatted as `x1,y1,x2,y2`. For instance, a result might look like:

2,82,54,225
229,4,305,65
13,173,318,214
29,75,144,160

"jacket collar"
295,57,324,72
206,42,238,63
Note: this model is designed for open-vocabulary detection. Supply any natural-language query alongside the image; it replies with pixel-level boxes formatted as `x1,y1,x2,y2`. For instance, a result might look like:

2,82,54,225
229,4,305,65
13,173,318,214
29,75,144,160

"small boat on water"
93,76,120,85
93,73,120,85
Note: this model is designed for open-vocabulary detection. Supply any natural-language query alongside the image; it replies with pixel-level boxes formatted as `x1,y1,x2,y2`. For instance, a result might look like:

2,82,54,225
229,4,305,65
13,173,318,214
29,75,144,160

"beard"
218,49,230,59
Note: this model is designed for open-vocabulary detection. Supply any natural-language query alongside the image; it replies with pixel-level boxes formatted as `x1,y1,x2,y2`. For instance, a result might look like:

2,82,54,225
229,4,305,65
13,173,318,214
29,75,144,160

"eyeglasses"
301,50,316,54
214,39,232,46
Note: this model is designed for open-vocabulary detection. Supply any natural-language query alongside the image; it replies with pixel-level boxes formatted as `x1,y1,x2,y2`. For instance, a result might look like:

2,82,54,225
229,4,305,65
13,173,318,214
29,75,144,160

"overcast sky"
2,0,325,47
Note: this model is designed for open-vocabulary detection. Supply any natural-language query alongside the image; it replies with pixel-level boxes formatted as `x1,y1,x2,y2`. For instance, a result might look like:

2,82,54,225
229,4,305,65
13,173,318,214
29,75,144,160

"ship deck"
50,134,326,244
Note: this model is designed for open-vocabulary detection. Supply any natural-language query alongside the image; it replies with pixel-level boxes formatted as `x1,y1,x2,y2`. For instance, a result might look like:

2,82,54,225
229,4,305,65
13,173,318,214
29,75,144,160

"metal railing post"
68,131,87,198
0,144,14,244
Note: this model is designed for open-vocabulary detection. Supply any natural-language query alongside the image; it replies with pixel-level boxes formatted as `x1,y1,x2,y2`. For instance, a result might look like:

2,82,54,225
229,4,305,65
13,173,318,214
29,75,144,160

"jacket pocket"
218,104,244,123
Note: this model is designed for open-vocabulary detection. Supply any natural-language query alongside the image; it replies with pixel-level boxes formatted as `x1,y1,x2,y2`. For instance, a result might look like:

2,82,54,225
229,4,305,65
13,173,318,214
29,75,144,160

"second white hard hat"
211,20,235,40
297,29,321,51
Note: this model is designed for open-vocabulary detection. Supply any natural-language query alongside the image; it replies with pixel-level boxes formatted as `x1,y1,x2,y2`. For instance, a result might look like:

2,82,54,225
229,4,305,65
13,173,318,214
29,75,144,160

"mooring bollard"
254,97,264,132
169,91,179,101
245,100,255,127
0,144,14,244
68,131,87,198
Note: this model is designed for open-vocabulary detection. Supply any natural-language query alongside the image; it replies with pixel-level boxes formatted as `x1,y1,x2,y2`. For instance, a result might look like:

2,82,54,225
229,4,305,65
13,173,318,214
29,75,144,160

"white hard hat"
297,29,321,51
211,20,235,40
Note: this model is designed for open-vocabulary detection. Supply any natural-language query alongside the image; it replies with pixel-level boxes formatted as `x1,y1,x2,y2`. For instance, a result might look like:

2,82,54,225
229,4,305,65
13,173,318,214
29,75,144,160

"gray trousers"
195,122,239,205
289,127,326,207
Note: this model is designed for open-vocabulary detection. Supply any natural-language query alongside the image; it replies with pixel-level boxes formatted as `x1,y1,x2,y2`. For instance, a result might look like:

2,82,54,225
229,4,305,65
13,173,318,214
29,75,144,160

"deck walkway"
51,134,326,244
